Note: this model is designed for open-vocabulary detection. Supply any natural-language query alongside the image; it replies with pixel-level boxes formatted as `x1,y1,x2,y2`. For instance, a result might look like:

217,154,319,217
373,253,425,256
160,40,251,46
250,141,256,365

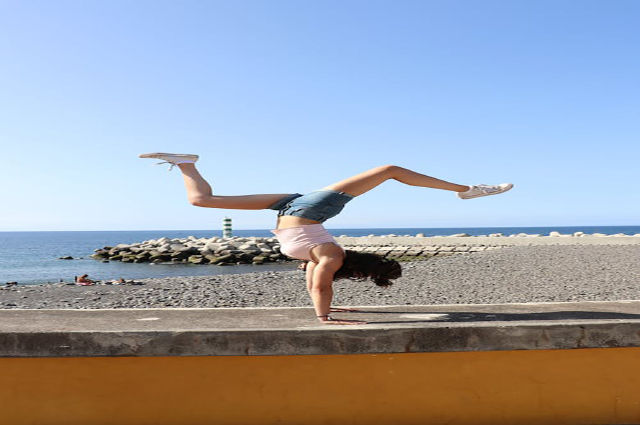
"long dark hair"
333,250,402,287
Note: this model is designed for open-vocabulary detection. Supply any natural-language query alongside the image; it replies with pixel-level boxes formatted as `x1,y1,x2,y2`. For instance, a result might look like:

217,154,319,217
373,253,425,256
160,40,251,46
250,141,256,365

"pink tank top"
271,224,344,261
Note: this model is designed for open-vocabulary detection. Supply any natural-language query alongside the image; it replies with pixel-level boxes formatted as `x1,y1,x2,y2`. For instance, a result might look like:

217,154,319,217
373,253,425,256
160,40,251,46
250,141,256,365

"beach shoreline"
3,229,639,285
2,244,638,310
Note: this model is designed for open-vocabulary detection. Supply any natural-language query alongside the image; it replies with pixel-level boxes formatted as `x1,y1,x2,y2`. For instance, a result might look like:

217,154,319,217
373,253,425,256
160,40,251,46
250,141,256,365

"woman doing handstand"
140,153,513,325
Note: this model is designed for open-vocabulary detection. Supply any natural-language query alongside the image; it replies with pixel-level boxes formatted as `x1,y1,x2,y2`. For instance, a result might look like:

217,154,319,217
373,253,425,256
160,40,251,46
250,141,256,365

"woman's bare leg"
323,165,470,197
177,163,292,209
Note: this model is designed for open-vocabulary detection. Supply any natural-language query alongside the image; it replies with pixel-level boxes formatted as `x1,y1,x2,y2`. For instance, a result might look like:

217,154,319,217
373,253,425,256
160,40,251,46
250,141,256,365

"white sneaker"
457,183,514,199
139,153,199,170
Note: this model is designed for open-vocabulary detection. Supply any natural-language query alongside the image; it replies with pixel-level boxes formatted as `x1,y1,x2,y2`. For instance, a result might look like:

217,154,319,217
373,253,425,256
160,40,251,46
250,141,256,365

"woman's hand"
317,315,368,325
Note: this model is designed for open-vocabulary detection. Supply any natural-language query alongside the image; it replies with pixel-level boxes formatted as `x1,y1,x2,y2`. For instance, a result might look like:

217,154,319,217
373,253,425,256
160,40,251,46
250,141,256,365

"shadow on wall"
350,310,640,325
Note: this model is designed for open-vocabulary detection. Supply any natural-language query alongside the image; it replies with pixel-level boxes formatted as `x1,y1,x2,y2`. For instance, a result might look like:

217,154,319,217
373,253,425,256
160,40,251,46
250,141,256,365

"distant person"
75,274,95,286
140,153,513,324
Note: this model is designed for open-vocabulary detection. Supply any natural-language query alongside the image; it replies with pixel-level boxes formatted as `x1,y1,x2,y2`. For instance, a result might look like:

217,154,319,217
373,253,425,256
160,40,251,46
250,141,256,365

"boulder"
208,254,233,265
188,255,206,264
157,244,171,253
149,253,171,262
252,254,273,264
182,246,200,254
204,242,221,251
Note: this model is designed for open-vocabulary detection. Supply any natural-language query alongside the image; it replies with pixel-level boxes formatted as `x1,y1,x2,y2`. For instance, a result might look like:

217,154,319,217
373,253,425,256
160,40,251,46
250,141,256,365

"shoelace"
154,161,178,171
477,184,499,194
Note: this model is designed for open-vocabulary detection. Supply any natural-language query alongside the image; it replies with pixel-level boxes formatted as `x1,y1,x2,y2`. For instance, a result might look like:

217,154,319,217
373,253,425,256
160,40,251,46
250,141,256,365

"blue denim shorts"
268,190,354,223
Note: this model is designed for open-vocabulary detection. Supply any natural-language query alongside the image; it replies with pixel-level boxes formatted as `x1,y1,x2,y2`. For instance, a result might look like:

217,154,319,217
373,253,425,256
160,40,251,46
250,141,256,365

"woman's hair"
333,250,402,287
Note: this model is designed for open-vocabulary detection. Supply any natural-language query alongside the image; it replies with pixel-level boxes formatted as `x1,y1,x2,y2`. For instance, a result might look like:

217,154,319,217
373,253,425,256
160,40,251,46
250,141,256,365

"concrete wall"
3,302,640,424
2,348,640,425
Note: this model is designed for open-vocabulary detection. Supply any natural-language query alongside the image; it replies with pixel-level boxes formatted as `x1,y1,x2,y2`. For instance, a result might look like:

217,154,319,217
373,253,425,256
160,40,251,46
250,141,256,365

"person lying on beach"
75,274,95,286
109,278,126,285
140,153,513,325
107,278,143,285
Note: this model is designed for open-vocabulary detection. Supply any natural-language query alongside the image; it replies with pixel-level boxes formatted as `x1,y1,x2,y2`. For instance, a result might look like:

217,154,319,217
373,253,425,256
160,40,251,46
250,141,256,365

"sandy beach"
2,245,639,310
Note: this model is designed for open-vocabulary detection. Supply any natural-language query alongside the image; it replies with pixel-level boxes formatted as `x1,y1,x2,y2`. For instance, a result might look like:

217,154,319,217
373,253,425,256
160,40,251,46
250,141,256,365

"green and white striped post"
222,217,232,238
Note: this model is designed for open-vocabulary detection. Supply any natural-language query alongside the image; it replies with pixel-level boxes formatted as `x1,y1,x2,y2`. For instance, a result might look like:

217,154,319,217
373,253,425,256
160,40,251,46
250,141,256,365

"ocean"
1,226,638,285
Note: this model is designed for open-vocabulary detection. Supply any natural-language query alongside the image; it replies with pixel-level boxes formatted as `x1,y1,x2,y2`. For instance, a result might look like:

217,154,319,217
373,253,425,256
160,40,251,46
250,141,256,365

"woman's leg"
322,165,470,197
178,163,292,209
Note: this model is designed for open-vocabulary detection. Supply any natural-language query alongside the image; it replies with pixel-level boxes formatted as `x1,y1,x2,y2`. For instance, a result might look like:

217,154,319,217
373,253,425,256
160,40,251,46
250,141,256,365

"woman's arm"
309,261,339,320
305,261,316,296
306,262,362,318
307,247,367,325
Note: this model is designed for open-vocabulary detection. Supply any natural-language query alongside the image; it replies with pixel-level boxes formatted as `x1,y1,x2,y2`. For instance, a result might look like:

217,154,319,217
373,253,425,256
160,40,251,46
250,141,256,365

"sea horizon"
3,224,640,233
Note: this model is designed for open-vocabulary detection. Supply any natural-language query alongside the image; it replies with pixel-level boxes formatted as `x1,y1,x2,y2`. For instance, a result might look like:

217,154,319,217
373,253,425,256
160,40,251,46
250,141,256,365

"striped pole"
222,217,233,238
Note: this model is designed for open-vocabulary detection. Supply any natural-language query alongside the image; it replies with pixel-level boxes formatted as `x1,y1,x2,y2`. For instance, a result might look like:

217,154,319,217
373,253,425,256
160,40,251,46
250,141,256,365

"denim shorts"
268,190,354,223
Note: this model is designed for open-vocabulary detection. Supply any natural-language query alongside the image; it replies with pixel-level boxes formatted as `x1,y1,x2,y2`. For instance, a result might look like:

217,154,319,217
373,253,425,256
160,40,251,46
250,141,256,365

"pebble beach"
2,244,639,310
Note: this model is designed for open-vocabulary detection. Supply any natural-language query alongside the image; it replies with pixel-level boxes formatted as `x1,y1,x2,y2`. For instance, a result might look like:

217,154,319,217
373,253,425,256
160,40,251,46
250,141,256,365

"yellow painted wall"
2,347,640,425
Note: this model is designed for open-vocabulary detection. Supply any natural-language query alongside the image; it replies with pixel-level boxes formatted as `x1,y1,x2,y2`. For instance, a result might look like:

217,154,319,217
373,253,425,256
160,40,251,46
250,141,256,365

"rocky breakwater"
91,236,288,266
91,232,640,267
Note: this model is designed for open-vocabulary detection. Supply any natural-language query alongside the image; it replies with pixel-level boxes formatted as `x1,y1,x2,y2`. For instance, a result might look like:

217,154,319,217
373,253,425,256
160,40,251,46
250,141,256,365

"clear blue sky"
1,0,638,231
